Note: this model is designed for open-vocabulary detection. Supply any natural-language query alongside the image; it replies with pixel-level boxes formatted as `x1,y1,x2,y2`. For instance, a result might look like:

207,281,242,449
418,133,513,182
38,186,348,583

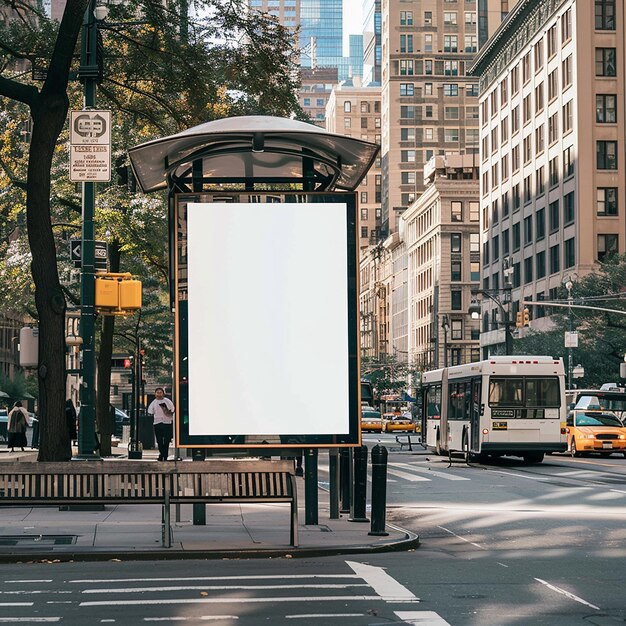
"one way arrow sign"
70,239,108,270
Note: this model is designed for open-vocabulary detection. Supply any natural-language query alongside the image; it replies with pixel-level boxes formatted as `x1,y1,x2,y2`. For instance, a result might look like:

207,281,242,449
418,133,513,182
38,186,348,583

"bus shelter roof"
128,116,380,193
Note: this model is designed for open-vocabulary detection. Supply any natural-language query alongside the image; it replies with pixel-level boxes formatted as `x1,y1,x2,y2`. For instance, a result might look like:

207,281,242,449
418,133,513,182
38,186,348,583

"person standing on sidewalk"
7,401,30,452
147,388,175,461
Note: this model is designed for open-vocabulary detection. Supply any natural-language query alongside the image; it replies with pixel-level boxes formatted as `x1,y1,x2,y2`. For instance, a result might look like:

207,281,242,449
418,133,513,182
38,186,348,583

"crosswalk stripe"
82,584,369,594
389,462,471,481
79,596,384,607
387,468,431,482
395,610,451,625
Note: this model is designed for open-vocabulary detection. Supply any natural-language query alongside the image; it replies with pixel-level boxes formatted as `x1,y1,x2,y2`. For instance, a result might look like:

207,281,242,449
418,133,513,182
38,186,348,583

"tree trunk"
96,241,121,457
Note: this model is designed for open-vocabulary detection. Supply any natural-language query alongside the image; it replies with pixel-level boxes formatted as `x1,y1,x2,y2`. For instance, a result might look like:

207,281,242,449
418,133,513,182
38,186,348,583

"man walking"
147,388,175,461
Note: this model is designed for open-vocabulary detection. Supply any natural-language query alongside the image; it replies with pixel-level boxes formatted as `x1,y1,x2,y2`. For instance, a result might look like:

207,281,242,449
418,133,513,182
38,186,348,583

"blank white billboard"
186,202,350,437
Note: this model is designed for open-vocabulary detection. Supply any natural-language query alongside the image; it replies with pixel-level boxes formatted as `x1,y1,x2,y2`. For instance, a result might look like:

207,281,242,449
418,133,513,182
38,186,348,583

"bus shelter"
128,116,379,453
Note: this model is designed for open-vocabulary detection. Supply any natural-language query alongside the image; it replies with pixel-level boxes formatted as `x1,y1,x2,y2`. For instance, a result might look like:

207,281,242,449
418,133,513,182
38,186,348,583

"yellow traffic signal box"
523,307,530,326
515,311,523,328
95,273,142,315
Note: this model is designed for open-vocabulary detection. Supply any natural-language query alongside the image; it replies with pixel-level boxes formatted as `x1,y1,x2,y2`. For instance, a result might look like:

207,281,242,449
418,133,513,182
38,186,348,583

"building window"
564,192,575,224
483,241,490,265
470,261,480,281
548,69,558,101
595,48,616,76
469,201,479,221
562,56,572,89
401,171,415,184
465,35,477,53
401,150,416,163
524,256,533,283
598,234,618,261
535,125,544,154
400,105,415,119
451,261,462,281
502,229,510,255
524,215,533,245
424,34,433,52
444,35,458,53
523,175,532,204
423,10,432,24
597,188,617,216
536,251,546,279
360,208,368,221
523,135,532,163
360,192,368,204
492,234,499,260
523,95,531,124
564,238,576,268
344,101,351,113
466,83,479,97
424,60,433,75
513,262,521,288
549,156,559,187
361,226,368,238
513,183,521,210
595,0,615,30
344,117,351,129
596,94,617,123
534,40,543,71
470,233,480,253
400,10,413,25
550,244,560,274
400,59,414,75
400,83,414,96
444,11,457,25
536,166,545,196
401,127,415,141
424,82,433,95
511,65,519,94
444,61,459,76
512,145,520,172
443,84,459,97
502,192,510,217
400,35,413,53
563,146,574,177
451,290,462,310
597,141,618,169
445,128,460,143
561,8,571,42
445,106,459,120
548,113,559,144
451,201,463,221
536,208,545,240
547,24,557,57
513,222,520,251
451,233,462,253
303,98,310,106
549,199,560,232
500,117,508,144
562,101,573,133
451,320,463,340
522,52,531,83
511,106,519,134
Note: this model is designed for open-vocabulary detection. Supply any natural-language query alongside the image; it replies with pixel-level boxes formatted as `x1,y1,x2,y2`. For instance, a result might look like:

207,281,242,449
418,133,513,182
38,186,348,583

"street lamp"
564,274,578,390
441,314,450,368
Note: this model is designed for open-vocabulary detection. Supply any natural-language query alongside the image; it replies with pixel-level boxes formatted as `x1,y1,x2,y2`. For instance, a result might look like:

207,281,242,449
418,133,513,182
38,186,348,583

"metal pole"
369,444,389,536
567,282,573,389
339,447,351,513
192,448,206,525
304,448,318,525
77,0,99,459
329,449,339,519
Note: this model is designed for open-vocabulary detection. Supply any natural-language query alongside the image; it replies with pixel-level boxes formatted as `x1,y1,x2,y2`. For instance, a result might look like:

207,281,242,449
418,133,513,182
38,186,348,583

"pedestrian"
7,401,29,452
147,387,175,461
65,399,77,444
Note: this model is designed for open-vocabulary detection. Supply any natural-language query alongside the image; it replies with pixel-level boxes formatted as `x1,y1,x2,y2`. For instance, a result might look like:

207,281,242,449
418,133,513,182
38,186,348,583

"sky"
343,0,363,54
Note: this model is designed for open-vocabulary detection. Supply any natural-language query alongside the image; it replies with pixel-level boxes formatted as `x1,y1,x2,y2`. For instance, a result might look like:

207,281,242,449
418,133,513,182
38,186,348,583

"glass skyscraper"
299,0,343,69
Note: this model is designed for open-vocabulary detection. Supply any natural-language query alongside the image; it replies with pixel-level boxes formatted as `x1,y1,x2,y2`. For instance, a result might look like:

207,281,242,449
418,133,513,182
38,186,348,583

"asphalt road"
0,435,624,625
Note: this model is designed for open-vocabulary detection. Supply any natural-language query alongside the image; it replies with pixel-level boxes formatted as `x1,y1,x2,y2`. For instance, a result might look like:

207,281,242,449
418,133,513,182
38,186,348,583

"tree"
0,0,302,459
515,254,626,388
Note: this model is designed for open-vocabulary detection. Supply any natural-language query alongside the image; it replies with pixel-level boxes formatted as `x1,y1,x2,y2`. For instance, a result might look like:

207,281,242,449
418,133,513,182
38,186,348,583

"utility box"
19,327,39,368
119,279,142,310
95,277,119,308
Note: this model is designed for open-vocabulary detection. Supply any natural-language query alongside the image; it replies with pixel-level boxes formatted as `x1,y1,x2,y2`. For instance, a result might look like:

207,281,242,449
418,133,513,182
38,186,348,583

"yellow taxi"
567,410,626,457
382,412,417,433
361,408,383,433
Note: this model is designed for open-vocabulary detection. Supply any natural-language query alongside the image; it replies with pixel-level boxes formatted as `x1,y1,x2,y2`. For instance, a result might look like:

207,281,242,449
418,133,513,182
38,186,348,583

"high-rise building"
362,0,382,86
470,0,625,355
379,0,513,237
300,0,344,69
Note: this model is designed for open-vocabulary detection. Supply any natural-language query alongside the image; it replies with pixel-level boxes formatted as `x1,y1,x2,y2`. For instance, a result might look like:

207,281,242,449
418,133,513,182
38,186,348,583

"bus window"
526,378,560,407
489,377,524,406
426,385,441,418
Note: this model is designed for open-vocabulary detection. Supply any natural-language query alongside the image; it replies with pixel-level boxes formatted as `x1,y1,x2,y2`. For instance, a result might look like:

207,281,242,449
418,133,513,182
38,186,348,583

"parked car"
382,412,416,433
361,408,383,433
114,408,130,437
567,410,626,457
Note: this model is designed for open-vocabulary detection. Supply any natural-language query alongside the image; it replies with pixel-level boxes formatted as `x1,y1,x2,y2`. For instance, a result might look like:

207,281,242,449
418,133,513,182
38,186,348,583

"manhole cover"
0,535,77,546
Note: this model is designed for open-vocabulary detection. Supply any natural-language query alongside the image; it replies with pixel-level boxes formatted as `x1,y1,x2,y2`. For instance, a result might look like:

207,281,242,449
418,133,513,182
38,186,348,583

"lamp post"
76,0,101,459
441,314,450,368
564,276,577,390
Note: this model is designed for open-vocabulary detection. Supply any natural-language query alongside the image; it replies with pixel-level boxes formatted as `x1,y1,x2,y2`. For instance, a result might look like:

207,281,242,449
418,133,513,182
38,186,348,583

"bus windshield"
489,376,560,408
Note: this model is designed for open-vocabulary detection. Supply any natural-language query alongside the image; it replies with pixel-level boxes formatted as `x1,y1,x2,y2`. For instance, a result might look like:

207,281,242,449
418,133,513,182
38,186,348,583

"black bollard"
304,448,318,525
192,448,206,525
349,445,369,522
339,447,351,514
369,444,389,536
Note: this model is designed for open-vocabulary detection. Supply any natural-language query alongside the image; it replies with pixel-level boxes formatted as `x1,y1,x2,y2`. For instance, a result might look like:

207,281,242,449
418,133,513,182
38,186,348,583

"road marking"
610,489,626,494
0,617,61,624
346,561,419,603
0,602,34,607
3,581,53,584
534,578,600,610
143,619,238,622
486,470,549,482
389,462,471,481
82,584,369,594
439,526,484,550
71,575,360,584
394,611,451,625
79,596,383,607
497,563,509,568
285,614,363,619
387,468,431,482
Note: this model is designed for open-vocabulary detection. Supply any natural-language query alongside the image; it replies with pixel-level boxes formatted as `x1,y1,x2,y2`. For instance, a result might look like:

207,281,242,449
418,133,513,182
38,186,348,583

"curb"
0,526,420,564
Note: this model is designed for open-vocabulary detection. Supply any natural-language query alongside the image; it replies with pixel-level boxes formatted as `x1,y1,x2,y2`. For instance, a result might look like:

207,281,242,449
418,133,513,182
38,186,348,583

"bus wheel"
523,452,544,464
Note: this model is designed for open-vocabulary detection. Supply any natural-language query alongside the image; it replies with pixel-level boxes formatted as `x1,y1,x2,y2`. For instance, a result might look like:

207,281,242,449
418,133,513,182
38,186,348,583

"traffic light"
123,358,133,369
515,311,523,328
523,307,530,326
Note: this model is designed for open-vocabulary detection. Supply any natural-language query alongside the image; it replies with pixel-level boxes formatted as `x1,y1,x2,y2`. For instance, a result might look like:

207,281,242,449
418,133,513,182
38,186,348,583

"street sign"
69,110,111,182
70,239,108,270
564,331,579,348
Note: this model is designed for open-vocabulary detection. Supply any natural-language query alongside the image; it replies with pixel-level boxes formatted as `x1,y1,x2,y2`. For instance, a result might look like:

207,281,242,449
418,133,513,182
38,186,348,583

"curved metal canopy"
128,116,379,193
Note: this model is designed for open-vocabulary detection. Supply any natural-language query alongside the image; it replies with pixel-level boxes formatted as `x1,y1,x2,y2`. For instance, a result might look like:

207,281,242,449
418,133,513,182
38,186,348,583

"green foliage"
514,254,626,388
0,370,36,407
362,355,417,400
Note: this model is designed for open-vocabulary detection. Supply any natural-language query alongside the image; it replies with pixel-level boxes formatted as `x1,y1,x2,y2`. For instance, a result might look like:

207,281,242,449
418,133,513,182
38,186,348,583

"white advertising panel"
186,202,350,437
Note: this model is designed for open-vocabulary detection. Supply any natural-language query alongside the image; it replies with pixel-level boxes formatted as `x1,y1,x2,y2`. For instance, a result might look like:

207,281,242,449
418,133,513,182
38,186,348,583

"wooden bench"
0,459,298,548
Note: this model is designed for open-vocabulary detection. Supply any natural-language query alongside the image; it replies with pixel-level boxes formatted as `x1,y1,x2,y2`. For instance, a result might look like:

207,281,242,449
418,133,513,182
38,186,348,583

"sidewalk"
0,446,419,563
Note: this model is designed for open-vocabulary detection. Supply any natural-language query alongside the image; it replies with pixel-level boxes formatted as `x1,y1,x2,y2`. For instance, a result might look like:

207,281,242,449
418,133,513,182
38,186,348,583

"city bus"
566,386,626,423
421,356,567,463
